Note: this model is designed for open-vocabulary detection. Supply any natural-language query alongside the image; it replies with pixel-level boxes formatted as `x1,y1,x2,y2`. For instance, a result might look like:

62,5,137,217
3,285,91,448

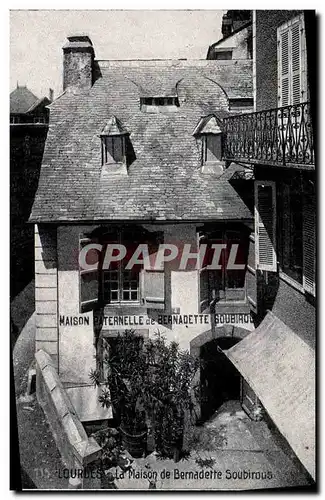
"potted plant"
90,330,151,458
144,333,200,460
90,330,199,461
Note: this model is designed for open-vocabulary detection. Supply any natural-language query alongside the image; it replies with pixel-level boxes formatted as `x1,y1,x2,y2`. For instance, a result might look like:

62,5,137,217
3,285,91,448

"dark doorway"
200,337,241,423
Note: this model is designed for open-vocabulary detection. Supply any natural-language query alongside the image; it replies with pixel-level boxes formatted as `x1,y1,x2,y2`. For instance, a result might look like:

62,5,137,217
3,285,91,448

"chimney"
63,35,95,91
49,88,54,102
221,13,233,37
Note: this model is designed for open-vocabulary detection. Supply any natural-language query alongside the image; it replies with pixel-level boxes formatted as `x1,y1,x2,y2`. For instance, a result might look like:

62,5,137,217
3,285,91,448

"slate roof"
26,96,51,113
10,86,39,114
30,59,253,223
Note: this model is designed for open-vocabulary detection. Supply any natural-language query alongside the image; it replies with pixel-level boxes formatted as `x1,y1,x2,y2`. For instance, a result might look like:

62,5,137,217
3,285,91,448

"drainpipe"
210,289,220,339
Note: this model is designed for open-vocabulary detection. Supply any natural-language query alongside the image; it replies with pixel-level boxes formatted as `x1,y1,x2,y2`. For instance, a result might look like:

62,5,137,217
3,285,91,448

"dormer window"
140,96,179,113
193,115,225,175
102,136,124,164
100,116,128,167
203,134,222,163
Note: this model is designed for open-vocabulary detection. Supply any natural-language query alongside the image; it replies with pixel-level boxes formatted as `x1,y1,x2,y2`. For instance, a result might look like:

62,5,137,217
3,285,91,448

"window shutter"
141,269,165,310
278,15,306,106
303,189,316,296
199,268,210,313
79,237,99,313
291,21,301,105
246,234,257,314
278,28,290,106
255,181,277,272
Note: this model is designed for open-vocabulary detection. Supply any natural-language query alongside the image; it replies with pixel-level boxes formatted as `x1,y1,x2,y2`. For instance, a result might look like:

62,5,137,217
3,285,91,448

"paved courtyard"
118,400,312,490
14,389,312,490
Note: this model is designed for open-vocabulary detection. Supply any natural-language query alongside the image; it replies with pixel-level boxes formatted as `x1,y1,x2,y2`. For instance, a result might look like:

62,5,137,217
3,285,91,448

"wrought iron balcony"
223,102,314,168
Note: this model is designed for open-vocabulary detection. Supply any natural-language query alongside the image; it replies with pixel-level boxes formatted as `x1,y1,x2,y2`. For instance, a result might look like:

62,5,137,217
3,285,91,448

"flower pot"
120,425,147,458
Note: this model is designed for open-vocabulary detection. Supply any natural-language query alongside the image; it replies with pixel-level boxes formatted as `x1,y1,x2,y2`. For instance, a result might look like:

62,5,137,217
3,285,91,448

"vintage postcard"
10,9,316,491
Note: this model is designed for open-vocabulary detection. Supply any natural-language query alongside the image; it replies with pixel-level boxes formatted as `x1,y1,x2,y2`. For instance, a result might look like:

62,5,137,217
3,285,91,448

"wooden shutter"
255,181,277,272
199,268,210,313
303,189,316,296
278,27,290,106
141,270,165,309
141,230,165,309
278,14,307,106
246,233,257,314
291,21,301,105
79,237,99,313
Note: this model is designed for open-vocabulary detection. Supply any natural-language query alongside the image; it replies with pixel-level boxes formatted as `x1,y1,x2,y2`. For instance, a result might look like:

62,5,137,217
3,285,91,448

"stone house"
30,34,256,423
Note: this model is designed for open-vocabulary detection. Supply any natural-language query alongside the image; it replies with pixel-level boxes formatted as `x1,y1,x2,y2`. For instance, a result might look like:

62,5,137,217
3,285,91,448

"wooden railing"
223,102,314,168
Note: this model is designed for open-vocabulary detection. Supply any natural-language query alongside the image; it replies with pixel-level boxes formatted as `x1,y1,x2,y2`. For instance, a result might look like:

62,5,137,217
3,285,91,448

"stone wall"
63,50,93,91
35,349,102,488
35,224,59,368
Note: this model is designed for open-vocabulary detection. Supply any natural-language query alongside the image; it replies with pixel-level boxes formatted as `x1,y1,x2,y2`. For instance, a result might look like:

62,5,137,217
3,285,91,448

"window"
229,98,254,113
33,116,46,124
79,228,165,310
278,14,307,106
214,50,233,60
101,136,124,165
199,226,249,312
100,116,128,167
100,230,140,304
10,115,20,124
255,177,315,296
278,179,303,284
202,134,222,163
193,115,223,166
103,269,139,303
140,96,180,112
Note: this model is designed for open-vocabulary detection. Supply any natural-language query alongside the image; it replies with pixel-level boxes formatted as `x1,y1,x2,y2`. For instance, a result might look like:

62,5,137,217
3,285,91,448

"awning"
224,311,315,480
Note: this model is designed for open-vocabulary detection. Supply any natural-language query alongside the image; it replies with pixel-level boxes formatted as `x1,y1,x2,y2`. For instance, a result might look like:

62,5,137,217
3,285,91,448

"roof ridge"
98,59,251,68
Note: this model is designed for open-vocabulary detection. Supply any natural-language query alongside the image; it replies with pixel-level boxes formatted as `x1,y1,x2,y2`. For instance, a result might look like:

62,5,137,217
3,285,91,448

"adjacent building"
207,10,253,115
10,85,52,298
223,10,316,481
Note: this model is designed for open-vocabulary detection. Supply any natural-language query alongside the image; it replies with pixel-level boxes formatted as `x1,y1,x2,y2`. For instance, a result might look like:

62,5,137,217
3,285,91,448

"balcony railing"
223,102,314,168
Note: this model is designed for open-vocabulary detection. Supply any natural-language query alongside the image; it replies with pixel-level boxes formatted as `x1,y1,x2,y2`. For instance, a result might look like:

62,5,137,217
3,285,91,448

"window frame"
198,227,248,312
202,133,223,165
140,96,180,110
277,180,303,286
33,116,46,124
10,115,20,124
101,231,140,306
101,135,125,166
214,50,233,60
79,229,166,311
